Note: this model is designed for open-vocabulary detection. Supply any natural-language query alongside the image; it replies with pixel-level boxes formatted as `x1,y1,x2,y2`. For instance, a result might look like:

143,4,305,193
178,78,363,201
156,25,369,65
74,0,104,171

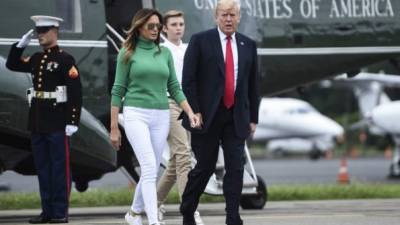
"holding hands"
188,112,202,129
180,100,202,129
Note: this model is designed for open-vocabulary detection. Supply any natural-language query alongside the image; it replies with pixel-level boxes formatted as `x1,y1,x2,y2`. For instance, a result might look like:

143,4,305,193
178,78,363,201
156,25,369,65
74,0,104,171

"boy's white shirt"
161,39,187,86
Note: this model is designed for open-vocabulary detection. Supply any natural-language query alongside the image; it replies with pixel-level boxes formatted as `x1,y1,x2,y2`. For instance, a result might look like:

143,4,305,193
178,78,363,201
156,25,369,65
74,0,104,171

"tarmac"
1,199,400,225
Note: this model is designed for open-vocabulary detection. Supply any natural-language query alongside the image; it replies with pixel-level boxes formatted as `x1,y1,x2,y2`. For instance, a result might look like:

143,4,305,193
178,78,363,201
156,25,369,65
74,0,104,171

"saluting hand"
110,127,122,150
17,29,34,48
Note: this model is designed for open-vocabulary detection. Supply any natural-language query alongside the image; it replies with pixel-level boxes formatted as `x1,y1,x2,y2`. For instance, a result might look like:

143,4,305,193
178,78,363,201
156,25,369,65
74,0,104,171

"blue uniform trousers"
31,131,71,219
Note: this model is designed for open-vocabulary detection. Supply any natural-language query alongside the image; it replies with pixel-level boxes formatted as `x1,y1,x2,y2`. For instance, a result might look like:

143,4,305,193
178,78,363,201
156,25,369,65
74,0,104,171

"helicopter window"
55,0,82,33
287,106,316,114
296,108,311,114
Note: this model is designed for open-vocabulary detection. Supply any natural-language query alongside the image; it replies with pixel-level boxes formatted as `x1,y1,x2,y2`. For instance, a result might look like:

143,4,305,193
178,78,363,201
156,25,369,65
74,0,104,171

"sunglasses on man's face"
145,23,163,31
35,26,54,34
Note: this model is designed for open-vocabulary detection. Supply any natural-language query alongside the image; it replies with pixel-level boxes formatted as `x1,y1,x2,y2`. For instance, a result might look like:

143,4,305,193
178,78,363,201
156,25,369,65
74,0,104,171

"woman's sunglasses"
145,23,163,31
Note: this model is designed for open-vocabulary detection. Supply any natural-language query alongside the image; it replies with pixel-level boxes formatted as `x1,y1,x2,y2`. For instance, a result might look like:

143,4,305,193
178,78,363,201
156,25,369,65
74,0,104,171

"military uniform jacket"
6,43,82,133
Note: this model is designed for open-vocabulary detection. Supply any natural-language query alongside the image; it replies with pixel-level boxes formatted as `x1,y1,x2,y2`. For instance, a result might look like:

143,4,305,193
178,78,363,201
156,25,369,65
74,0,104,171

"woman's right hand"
110,127,121,150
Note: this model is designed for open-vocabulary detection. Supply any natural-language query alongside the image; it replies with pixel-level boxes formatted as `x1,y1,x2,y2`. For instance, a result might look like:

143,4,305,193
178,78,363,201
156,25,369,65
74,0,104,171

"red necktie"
224,36,234,108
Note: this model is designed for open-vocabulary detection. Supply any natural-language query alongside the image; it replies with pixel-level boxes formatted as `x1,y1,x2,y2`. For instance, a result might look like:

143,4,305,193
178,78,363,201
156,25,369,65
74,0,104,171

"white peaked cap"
30,15,64,27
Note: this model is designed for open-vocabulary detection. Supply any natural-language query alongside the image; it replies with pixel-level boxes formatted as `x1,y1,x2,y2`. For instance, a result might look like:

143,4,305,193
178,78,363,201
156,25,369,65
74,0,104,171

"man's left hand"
65,125,78,136
250,123,257,138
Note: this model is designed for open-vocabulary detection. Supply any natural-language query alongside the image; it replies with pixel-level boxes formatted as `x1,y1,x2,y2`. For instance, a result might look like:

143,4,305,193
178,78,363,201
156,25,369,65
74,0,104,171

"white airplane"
266,136,336,160
252,98,344,160
323,72,400,177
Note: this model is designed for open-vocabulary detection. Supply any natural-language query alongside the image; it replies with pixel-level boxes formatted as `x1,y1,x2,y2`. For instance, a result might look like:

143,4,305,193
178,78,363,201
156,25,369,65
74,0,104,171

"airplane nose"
326,120,344,136
371,101,400,133
298,115,344,137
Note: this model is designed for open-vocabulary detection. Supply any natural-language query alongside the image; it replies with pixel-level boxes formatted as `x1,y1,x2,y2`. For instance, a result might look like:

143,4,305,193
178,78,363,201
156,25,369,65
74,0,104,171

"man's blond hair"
215,0,240,16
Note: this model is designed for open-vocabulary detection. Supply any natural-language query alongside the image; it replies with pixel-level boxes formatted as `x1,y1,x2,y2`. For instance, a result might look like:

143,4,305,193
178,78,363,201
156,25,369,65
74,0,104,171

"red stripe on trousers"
64,135,70,218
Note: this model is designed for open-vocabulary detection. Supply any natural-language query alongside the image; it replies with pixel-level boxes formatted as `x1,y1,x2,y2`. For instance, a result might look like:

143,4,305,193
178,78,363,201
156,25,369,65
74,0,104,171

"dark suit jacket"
182,28,260,139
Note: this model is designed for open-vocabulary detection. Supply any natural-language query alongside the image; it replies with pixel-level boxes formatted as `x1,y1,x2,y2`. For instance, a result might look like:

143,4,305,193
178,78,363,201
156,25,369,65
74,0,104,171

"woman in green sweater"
109,9,200,225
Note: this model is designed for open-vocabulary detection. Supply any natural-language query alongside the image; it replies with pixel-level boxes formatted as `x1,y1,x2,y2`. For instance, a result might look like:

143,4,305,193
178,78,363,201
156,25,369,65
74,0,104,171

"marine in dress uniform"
6,16,82,224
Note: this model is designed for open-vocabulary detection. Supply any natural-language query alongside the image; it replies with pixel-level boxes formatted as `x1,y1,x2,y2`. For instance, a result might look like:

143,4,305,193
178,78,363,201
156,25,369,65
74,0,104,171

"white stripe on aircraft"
0,38,107,48
257,46,400,55
1,38,400,55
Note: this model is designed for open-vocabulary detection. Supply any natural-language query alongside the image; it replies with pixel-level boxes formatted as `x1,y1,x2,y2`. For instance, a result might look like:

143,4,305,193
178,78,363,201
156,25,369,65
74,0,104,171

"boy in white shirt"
157,10,204,225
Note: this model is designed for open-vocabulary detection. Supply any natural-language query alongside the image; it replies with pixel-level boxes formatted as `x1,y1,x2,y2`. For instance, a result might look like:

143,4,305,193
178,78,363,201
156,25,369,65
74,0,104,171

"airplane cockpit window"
55,0,82,33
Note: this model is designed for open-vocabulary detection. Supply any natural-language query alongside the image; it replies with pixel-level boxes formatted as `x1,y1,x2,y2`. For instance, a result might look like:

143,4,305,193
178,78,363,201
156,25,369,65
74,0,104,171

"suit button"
38,78,42,82
41,60,45,64
38,84,42,88
43,55,48,59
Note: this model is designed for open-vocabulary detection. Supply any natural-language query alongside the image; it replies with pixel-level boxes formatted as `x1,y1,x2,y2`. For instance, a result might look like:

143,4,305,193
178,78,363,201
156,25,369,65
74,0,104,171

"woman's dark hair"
123,8,163,63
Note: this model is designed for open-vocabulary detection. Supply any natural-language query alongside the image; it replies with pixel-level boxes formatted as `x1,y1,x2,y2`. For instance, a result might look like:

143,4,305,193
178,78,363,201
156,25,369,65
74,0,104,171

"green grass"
1,183,400,210
268,183,400,201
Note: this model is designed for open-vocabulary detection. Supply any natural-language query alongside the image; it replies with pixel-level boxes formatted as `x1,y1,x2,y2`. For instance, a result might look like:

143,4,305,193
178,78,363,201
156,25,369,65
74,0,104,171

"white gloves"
16,29,34,48
65,125,78,136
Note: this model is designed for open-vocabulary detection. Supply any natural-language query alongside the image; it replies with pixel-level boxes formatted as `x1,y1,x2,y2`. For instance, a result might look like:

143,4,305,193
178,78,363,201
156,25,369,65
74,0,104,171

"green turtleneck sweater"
111,37,186,109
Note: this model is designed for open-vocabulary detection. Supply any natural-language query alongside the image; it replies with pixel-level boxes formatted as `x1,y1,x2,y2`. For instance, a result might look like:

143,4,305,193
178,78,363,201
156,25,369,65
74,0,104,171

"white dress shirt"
217,27,238,91
161,39,188,86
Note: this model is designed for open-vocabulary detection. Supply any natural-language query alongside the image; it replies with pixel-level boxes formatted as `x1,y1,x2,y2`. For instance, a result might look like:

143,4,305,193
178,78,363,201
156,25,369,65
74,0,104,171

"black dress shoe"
49,218,68,223
28,215,50,224
182,217,196,225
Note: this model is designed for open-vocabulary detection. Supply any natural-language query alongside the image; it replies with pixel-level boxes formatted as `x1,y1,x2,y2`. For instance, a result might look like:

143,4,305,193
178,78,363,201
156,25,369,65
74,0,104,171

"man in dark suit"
180,1,260,224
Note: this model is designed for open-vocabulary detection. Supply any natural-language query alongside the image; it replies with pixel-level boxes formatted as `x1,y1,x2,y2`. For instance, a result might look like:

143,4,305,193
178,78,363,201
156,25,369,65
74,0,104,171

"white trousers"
123,106,170,224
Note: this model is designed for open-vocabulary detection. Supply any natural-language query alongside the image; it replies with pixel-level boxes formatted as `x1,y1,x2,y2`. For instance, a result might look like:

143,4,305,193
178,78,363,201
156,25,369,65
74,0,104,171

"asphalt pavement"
1,157,398,193
1,199,400,225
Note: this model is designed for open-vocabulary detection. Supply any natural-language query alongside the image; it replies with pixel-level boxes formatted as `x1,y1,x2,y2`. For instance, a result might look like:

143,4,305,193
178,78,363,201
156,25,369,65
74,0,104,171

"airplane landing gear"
388,163,400,178
309,149,322,160
388,138,400,179
388,158,400,178
240,175,267,209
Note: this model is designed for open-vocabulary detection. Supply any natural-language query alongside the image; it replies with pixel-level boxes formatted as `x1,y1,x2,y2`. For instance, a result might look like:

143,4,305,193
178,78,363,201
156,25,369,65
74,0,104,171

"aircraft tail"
352,81,390,119
333,72,400,118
